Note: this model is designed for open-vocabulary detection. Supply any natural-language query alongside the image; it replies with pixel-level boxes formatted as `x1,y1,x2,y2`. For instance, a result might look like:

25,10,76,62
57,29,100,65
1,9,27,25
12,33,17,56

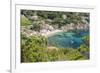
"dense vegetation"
21,33,89,62
21,10,90,62
21,10,89,30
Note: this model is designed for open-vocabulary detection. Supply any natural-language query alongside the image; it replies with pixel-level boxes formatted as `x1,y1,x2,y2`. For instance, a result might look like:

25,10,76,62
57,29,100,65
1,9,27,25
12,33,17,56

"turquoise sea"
48,30,89,48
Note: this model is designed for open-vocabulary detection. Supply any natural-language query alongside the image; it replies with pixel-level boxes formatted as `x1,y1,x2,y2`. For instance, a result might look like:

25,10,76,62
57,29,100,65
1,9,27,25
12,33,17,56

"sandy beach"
41,29,63,37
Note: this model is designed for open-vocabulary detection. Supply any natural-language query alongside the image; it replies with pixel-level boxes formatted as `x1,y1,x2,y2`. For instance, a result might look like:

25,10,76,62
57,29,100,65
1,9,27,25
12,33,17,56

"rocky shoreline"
21,22,89,37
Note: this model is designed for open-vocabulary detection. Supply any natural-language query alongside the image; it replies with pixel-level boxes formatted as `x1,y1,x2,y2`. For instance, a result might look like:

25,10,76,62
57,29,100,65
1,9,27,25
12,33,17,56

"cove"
47,30,89,48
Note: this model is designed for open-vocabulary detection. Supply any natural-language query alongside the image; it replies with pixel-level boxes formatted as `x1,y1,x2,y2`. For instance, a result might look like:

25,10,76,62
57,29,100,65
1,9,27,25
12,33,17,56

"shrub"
21,34,48,62
82,35,90,46
21,15,32,26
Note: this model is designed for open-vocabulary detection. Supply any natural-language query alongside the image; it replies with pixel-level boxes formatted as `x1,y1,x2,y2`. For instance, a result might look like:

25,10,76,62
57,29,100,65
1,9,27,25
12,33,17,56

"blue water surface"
48,30,89,48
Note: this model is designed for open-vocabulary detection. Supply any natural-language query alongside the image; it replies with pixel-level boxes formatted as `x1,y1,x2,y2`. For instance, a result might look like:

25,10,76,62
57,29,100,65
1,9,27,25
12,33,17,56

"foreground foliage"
21,34,89,62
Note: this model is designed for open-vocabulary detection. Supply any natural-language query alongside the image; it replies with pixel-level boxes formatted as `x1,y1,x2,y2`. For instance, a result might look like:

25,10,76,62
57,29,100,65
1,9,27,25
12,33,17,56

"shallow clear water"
48,30,89,48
